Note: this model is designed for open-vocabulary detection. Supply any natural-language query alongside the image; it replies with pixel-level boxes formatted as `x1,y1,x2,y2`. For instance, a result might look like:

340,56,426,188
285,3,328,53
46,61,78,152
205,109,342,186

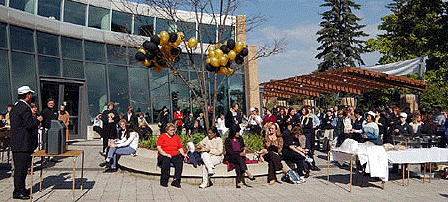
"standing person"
197,126,223,188
434,107,447,147
216,114,228,136
262,108,276,127
276,108,287,133
321,110,335,150
58,104,70,141
183,113,194,136
4,104,13,126
101,102,119,155
350,109,364,142
41,98,58,150
333,110,345,147
300,107,319,171
225,103,243,129
247,108,262,135
157,123,186,188
158,106,169,134
93,114,103,138
125,106,138,130
361,111,380,144
173,106,184,135
10,86,43,200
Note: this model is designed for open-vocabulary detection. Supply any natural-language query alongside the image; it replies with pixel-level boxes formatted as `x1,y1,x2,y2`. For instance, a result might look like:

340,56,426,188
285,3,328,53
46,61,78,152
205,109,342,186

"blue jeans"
107,146,136,169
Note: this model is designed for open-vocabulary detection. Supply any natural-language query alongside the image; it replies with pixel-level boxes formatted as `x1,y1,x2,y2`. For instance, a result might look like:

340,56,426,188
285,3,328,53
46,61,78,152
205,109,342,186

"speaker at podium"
46,120,67,154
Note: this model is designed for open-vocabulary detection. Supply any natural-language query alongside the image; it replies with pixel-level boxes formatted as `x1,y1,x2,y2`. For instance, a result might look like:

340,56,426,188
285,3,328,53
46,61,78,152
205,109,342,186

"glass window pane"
0,50,11,110
38,0,61,20
218,25,234,42
128,47,140,66
63,0,86,26
229,74,245,114
10,0,35,14
0,0,5,6
215,75,228,116
107,44,126,65
178,21,196,40
129,67,150,116
10,25,34,52
85,41,105,62
0,23,6,48
63,59,84,79
155,18,176,34
38,56,60,76
134,15,154,36
11,52,37,99
173,53,191,70
170,71,190,113
150,68,170,121
85,62,107,121
61,36,82,59
111,10,131,33
199,23,216,44
88,5,110,30
108,65,129,114
37,31,59,56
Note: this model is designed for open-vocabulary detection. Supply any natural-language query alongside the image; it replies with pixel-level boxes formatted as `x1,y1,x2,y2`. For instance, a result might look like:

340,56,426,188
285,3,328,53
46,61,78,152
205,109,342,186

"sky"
235,0,393,83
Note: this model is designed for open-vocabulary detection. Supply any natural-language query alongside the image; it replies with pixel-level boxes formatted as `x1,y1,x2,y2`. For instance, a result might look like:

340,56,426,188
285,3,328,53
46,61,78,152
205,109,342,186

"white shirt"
115,131,139,150
216,117,225,129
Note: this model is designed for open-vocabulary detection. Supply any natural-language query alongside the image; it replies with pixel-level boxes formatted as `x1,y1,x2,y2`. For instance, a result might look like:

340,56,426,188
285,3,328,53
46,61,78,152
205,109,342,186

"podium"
46,120,66,154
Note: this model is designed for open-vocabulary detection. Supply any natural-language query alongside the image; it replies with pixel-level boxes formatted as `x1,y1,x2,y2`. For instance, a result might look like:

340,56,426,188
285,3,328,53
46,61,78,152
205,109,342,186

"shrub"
242,133,264,152
139,135,158,149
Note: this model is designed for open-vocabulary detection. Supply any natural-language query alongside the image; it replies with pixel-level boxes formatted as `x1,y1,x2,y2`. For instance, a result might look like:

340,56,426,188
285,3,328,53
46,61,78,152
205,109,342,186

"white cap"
250,107,255,111
400,112,408,118
367,111,375,117
17,86,35,95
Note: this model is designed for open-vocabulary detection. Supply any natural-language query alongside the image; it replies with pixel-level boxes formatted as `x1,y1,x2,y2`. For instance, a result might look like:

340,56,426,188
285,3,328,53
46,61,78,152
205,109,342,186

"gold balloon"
187,37,198,48
208,46,216,52
178,32,185,40
210,57,220,67
137,48,147,55
228,50,237,60
234,41,245,53
215,49,224,57
141,59,151,67
227,68,235,75
206,58,211,64
217,67,226,75
219,55,229,66
208,50,216,58
159,31,169,45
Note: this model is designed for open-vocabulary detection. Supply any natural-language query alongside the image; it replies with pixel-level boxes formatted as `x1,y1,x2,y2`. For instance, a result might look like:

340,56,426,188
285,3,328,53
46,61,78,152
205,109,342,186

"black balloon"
156,56,167,66
146,52,156,60
135,52,146,61
169,32,178,43
227,39,235,50
148,61,155,68
143,41,159,52
170,47,181,57
151,35,160,45
240,47,248,57
220,45,229,54
206,63,217,72
235,55,244,64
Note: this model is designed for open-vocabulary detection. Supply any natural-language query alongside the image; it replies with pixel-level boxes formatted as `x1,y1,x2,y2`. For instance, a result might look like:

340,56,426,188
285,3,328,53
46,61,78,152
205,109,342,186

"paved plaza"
1,140,448,201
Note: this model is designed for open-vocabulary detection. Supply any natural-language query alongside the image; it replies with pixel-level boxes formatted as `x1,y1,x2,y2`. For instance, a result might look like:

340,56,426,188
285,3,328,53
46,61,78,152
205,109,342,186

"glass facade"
10,26,34,52
85,41,105,62
11,52,37,99
107,45,126,65
63,0,86,26
108,65,129,114
134,15,154,36
85,62,107,119
37,31,59,56
38,56,60,76
150,69,170,122
37,0,61,20
63,59,84,79
156,18,177,34
0,0,4,6
128,67,150,114
62,36,83,59
88,5,110,30
0,23,6,48
200,23,216,44
9,0,35,14
178,21,196,40
111,10,132,33
0,50,10,111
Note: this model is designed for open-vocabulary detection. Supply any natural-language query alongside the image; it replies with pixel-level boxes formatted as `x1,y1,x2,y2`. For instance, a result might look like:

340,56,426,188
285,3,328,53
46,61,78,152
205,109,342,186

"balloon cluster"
205,39,248,75
134,31,199,73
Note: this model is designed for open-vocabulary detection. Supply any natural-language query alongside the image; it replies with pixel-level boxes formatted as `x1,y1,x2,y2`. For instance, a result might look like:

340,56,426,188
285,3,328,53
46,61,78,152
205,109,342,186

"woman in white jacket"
100,121,139,172
197,126,223,188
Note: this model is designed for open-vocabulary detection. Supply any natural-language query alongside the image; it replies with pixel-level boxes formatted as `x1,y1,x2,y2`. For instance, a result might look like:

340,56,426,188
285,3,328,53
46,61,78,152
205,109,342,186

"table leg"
39,157,43,191
72,158,75,202
30,157,33,202
407,164,410,185
381,181,385,190
327,151,330,185
423,163,426,183
350,155,353,192
429,163,432,183
81,151,84,191
402,164,405,186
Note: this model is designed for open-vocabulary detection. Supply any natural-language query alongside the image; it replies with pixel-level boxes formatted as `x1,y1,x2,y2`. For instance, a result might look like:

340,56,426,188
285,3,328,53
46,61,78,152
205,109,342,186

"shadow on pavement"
315,174,383,190
31,173,95,193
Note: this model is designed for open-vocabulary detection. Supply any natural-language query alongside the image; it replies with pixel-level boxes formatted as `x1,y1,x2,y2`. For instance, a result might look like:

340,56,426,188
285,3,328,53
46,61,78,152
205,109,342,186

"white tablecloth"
387,148,448,164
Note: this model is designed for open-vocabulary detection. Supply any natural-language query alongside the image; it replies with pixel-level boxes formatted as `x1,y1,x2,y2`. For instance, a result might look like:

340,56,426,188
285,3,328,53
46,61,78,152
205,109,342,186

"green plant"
242,133,264,152
139,135,158,149
178,133,206,146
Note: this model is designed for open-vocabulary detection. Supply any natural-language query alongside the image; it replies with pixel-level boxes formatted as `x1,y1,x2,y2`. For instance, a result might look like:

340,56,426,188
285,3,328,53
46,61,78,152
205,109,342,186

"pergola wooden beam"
264,82,320,97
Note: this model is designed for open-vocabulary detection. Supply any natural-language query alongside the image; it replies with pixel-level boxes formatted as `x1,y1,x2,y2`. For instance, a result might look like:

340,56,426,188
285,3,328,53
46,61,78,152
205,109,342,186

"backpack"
282,169,302,184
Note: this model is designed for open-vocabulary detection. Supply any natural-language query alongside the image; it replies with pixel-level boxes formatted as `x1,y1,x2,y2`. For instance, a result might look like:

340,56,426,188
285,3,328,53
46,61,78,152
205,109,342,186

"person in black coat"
101,102,120,154
158,106,169,134
125,106,138,130
40,98,58,150
10,86,42,200
225,103,243,129
224,125,255,188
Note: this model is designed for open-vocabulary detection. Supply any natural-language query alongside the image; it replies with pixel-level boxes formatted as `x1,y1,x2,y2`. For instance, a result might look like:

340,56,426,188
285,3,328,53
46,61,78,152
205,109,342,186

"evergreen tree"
316,0,368,72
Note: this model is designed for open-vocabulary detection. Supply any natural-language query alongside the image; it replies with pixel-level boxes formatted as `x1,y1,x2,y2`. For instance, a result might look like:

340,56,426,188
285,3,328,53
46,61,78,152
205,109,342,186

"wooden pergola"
262,66,427,99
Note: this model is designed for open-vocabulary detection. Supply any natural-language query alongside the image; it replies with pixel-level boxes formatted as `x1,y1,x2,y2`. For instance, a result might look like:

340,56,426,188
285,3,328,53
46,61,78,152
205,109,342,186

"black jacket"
126,112,138,129
224,136,245,161
225,110,242,129
101,109,119,127
41,107,58,129
10,101,40,152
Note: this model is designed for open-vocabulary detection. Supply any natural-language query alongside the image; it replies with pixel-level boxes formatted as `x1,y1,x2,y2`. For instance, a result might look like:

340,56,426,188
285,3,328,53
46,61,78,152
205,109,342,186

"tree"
114,0,284,130
315,0,369,72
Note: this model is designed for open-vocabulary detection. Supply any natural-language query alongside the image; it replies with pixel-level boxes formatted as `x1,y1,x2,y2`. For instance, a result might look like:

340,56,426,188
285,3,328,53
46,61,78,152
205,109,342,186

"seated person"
99,123,139,172
190,120,203,135
224,125,255,188
197,126,223,188
282,125,309,180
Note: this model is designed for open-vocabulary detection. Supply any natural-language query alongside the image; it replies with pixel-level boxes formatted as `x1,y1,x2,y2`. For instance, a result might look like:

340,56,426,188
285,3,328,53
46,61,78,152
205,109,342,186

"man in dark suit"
125,106,138,129
10,86,42,200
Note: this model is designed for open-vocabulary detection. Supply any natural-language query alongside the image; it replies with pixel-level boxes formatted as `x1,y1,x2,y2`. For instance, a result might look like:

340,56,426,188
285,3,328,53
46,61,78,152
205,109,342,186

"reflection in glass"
134,15,154,36
199,23,216,44
108,65,129,114
85,62,107,121
85,41,105,62
150,69,170,121
88,5,110,30
155,18,176,34
11,52,37,98
0,23,6,48
63,59,84,79
0,0,5,6
10,26,34,52
0,50,11,110
218,25,235,42
10,0,35,14
129,67,150,117
38,56,60,76
38,0,61,20
170,71,190,113
215,75,229,116
128,47,140,66
62,36,83,59
107,45,127,65
37,31,59,56
178,21,196,40
111,10,132,33
229,74,245,114
64,0,86,26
